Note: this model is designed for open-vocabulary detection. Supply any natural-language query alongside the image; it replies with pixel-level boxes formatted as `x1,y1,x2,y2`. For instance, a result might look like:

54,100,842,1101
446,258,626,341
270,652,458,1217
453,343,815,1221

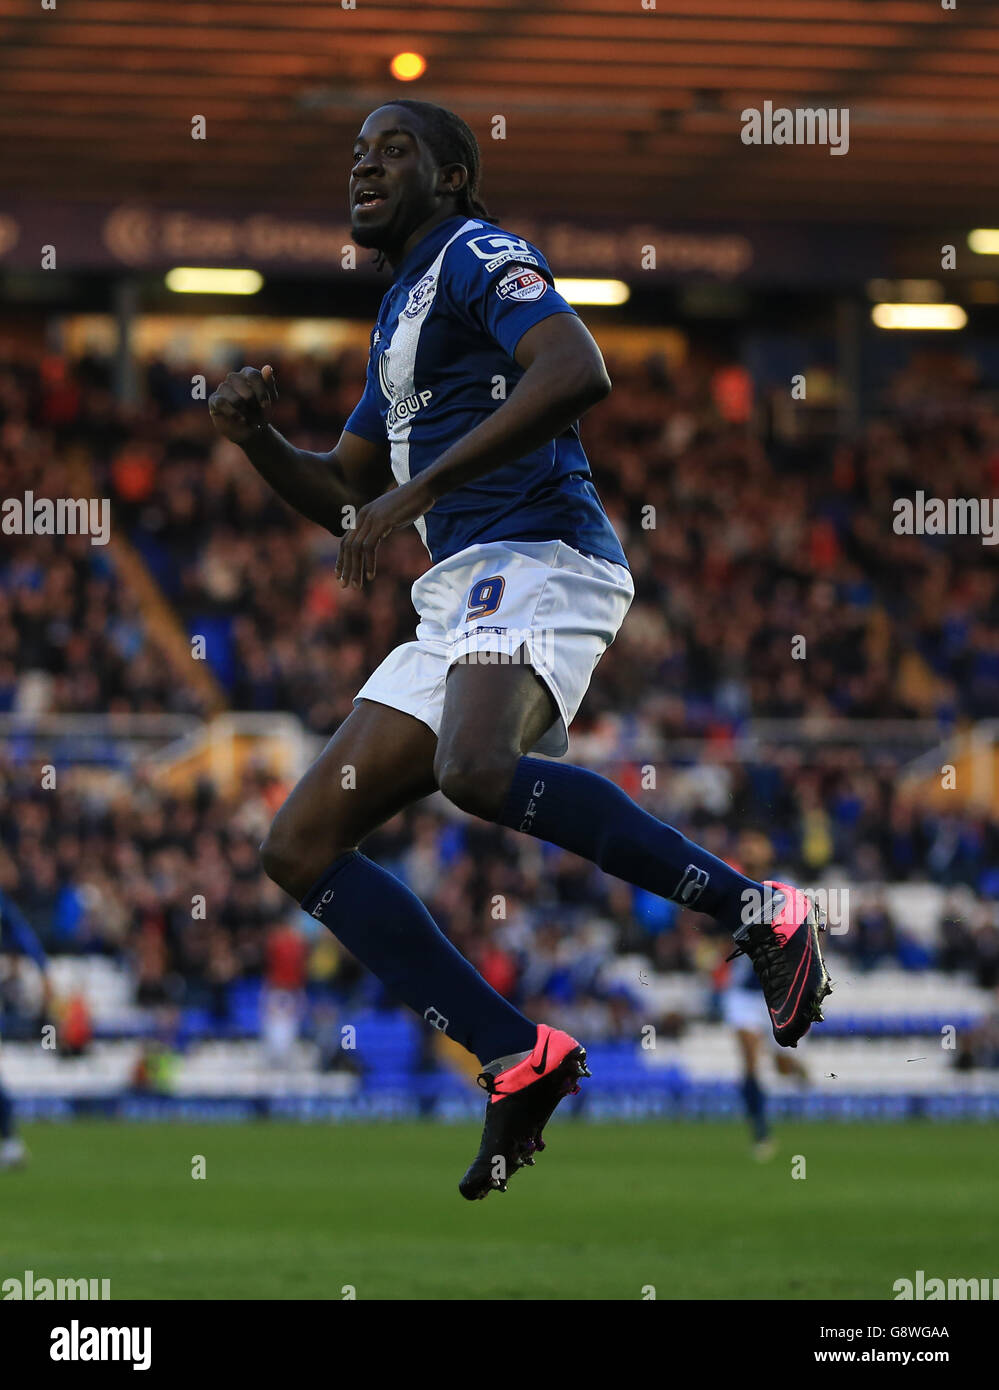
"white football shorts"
722,986,772,1033
354,539,634,756
722,986,792,1050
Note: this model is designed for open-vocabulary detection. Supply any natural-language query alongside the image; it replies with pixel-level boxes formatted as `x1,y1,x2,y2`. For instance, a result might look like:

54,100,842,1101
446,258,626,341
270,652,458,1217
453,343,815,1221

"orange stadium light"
390,52,426,82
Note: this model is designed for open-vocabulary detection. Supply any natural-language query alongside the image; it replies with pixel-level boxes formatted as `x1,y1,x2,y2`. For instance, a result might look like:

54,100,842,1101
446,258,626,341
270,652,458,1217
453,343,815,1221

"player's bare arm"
335,313,610,589
209,364,391,534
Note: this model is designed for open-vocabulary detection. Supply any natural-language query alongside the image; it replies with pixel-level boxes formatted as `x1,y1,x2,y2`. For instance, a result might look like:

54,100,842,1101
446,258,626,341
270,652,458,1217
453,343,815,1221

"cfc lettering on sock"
518,779,546,833
310,888,335,920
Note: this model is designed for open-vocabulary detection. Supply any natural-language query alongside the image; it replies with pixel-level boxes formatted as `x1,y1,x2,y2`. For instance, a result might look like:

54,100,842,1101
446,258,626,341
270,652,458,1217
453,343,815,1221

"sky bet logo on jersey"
496,266,548,304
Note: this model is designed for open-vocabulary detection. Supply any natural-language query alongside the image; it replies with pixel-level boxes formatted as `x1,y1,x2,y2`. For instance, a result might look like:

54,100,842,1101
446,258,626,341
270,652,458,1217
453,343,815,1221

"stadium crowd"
2,348,999,1038
3,347,999,730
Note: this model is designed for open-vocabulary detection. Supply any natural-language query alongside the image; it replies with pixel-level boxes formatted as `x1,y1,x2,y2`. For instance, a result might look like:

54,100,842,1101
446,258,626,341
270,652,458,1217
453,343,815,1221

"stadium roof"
2,0,998,226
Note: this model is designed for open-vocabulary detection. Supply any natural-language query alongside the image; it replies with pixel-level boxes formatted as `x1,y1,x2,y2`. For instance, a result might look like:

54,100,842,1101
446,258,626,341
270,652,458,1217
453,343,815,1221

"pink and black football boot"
727,881,832,1047
459,1025,589,1200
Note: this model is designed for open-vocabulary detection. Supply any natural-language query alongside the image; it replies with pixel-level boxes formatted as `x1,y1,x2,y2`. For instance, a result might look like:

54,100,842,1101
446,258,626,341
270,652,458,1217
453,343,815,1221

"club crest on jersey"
465,233,540,274
403,271,438,320
377,349,395,401
495,266,548,303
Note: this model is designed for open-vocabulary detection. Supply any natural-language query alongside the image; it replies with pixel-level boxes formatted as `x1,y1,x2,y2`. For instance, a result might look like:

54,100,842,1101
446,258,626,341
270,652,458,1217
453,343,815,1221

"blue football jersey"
345,215,627,568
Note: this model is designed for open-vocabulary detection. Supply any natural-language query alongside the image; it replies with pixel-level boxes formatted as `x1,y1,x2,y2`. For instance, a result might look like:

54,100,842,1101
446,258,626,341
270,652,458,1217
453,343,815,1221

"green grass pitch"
3,1119,994,1300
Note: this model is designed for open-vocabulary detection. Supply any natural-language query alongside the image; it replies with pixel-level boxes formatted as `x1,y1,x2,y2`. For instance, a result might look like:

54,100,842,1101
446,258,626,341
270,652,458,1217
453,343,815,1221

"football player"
209,99,831,1199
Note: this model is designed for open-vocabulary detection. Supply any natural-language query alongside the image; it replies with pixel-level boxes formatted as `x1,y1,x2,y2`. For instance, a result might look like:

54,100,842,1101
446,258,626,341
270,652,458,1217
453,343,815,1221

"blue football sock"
301,851,537,1066
0,1083,13,1140
499,757,763,932
741,1073,769,1142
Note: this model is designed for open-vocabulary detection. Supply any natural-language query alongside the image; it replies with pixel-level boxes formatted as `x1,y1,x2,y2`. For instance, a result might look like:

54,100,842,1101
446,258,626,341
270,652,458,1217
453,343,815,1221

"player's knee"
260,823,329,901
259,829,299,896
435,753,515,821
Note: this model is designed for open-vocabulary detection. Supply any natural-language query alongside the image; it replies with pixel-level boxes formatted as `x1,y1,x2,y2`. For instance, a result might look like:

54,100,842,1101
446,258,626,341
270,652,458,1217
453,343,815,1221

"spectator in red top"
266,922,307,990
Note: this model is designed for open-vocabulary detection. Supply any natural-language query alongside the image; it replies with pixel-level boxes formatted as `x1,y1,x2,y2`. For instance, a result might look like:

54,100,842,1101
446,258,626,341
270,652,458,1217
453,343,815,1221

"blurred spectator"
58,992,93,1057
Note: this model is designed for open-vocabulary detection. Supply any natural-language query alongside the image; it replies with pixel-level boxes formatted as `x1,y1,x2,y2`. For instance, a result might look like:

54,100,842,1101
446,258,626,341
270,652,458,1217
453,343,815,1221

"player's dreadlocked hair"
392,99,491,221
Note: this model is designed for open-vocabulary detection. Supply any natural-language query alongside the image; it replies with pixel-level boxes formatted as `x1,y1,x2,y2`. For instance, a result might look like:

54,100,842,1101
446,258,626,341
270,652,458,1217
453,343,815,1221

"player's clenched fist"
208,364,278,443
